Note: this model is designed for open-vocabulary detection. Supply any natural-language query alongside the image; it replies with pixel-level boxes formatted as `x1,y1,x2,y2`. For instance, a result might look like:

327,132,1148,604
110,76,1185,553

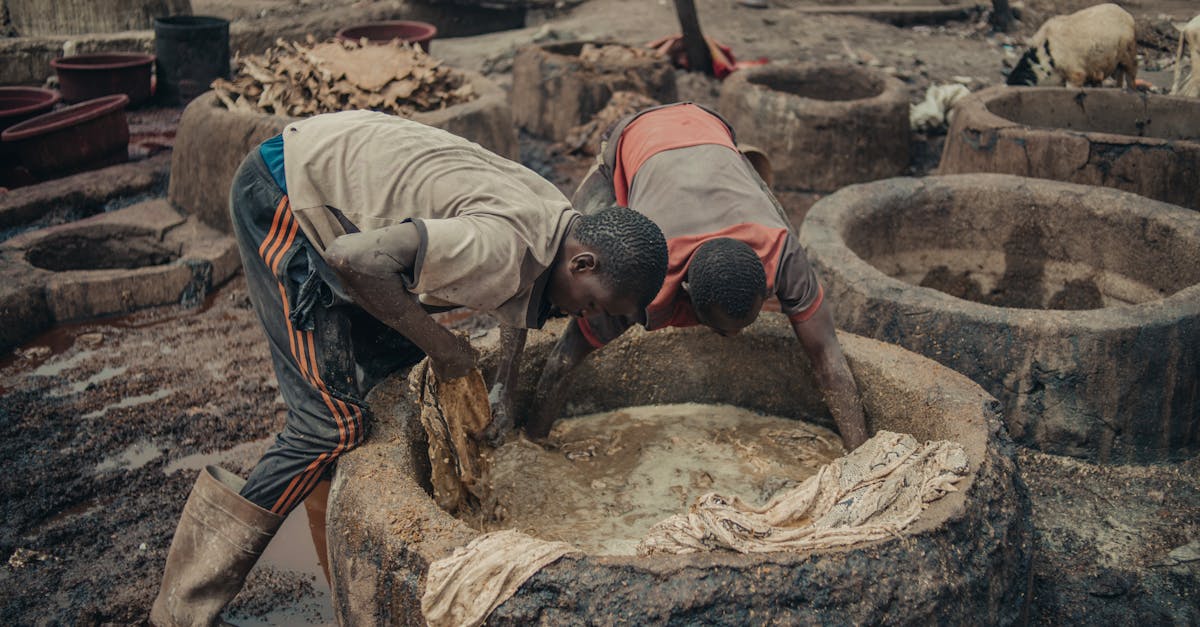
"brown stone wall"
719,63,910,192
511,41,677,141
939,87,1200,210
6,0,191,37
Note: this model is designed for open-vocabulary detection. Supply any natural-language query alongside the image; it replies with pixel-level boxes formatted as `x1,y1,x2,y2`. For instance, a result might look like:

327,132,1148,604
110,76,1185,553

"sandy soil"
1,0,1198,624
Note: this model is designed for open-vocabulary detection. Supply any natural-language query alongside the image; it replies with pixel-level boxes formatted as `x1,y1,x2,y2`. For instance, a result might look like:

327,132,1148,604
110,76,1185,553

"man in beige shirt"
151,111,668,626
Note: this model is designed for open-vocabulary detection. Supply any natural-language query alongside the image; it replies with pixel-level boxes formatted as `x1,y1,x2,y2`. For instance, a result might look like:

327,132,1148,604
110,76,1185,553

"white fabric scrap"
910,83,971,131
636,430,969,555
421,529,577,627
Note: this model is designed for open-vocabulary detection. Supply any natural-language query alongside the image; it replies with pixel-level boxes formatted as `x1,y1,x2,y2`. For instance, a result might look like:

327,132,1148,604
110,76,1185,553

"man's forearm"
791,308,869,450
325,228,463,365
525,319,596,438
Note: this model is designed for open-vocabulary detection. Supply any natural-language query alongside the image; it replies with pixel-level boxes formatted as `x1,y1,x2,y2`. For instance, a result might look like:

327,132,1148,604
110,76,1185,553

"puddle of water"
164,437,275,476
50,365,129,397
94,439,164,475
82,388,174,420
30,349,96,378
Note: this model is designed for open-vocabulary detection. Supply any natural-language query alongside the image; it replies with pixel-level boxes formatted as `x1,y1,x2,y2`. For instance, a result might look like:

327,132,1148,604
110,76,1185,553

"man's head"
683,238,768,336
547,206,668,319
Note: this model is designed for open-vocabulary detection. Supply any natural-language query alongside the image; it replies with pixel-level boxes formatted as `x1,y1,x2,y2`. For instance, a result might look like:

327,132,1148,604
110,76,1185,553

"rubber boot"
303,478,333,587
150,465,283,627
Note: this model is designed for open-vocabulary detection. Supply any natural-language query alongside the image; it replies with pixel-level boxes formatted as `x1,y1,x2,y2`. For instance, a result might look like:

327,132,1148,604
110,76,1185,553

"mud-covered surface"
1020,449,1200,625
485,404,844,555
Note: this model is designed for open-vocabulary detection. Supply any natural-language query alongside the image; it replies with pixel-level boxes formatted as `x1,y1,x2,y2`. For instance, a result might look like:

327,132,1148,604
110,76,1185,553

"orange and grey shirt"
573,103,823,347
280,110,576,329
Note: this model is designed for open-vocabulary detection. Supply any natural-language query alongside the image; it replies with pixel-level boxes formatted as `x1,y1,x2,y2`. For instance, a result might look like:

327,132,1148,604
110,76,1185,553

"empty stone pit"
718,63,909,192
511,40,678,142
801,174,1200,463
0,199,239,351
327,316,1031,626
939,86,1200,210
168,69,517,234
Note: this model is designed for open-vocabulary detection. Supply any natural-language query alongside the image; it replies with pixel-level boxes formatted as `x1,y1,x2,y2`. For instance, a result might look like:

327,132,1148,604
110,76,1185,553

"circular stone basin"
24,226,178,271
336,21,437,52
939,86,1200,210
51,53,156,107
801,174,1200,463
719,63,909,192
328,318,1031,624
511,41,677,141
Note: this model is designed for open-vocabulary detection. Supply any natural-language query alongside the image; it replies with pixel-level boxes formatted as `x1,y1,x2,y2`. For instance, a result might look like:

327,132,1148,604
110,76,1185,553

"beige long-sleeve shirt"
281,110,576,328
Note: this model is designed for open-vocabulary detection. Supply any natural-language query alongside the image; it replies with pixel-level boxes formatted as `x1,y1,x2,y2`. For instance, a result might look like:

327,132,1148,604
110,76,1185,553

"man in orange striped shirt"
151,111,667,626
520,103,868,452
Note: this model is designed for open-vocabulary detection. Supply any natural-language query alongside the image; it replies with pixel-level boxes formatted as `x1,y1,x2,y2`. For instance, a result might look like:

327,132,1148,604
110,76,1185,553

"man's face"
694,293,765,337
551,253,642,319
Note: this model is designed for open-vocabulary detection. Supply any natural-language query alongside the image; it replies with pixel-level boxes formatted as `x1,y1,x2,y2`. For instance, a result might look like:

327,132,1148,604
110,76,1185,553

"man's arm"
790,305,869,450
481,326,526,445
523,319,599,439
324,223,476,380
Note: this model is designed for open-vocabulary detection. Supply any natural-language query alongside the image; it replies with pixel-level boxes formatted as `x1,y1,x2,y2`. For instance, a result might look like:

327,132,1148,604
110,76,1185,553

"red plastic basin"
0,87,62,133
1,94,130,179
51,53,155,106
335,21,437,52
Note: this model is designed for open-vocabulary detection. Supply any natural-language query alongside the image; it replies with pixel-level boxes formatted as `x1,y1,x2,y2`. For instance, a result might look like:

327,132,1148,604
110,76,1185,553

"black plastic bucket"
154,15,230,106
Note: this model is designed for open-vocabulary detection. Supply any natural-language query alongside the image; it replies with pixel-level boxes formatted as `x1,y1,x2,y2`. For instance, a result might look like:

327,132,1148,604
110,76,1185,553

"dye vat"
511,41,677,142
0,199,239,351
169,69,517,234
939,86,1200,210
801,174,1200,463
719,63,909,192
486,403,845,556
328,317,1031,625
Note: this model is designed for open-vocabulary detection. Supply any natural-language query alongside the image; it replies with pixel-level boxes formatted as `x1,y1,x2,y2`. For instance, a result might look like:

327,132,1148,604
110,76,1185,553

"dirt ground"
1,0,1198,624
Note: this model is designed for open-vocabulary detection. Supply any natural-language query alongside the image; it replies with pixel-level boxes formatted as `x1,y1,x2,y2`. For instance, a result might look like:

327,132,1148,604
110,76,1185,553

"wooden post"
674,0,713,76
989,0,1014,32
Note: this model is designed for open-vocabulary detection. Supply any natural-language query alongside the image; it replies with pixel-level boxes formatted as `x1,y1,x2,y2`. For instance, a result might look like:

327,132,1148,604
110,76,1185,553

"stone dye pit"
939,86,1200,210
802,174,1200,463
511,41,677,142
328,316,1030,625
486,403,844,556
0,199,238,352
718,62,909,192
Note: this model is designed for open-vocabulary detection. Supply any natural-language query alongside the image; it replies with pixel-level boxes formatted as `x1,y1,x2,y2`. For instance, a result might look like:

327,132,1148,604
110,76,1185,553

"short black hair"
574,206,668,309
687,238,766,320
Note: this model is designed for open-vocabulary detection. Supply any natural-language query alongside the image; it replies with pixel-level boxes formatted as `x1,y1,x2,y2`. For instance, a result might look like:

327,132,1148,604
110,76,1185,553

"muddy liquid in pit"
482,403,845,555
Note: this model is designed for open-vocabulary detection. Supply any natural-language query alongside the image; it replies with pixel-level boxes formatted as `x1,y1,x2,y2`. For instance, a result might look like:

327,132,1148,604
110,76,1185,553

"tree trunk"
674,0,713,76
989,0,1014,32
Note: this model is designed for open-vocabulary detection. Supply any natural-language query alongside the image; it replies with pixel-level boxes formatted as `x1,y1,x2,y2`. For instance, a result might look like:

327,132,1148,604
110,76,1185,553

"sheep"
1171,15,1200,97
1007,3,1138,89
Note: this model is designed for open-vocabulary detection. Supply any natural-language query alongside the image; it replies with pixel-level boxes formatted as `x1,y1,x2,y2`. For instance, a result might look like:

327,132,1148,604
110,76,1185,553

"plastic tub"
1,94,130,179
51,53,155,107
335,21,437,52
0,87,61,132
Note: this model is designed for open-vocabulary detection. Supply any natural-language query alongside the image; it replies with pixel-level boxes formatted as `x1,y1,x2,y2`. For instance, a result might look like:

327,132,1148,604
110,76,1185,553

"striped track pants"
228,150,422,515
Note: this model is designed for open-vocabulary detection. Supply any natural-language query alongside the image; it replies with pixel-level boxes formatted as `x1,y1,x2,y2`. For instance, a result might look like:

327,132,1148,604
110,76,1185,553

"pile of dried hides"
211,37,476,117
